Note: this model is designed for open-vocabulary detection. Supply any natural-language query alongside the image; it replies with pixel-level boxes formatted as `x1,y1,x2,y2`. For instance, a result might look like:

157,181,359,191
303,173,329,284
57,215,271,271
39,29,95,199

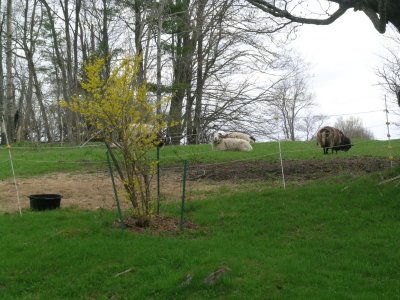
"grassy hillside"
1,139,398,179
0,170,399,299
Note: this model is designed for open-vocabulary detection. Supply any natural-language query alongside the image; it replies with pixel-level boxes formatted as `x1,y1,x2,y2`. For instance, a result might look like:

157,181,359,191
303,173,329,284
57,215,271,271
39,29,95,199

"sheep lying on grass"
221,132,256,143
212,132,253,152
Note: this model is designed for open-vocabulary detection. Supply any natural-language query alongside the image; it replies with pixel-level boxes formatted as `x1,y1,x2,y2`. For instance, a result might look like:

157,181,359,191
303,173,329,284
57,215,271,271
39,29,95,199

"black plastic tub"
29,194,62,211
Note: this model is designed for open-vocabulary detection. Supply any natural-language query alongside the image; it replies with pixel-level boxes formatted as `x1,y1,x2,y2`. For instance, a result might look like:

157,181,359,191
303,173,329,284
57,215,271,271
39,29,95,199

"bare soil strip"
0,157,395,213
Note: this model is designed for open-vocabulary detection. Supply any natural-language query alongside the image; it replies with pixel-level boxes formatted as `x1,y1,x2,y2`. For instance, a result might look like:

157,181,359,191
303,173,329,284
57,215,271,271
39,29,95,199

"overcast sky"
291,10,396,140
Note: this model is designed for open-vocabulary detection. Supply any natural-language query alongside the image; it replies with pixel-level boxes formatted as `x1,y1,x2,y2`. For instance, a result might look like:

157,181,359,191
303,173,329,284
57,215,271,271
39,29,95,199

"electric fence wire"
9,158,108,165
0,158,10,165
5,107,398,151
2,105,399,169
5,138,397,169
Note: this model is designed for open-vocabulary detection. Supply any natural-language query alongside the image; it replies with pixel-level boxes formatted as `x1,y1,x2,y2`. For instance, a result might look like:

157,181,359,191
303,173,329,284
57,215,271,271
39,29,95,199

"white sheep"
222,132,256,143
212,132,253,152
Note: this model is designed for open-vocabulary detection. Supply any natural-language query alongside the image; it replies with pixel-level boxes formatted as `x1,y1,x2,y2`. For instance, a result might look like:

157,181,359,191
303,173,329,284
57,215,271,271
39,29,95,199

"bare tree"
187,0,207,144
298,113,328,141
2,0,303,146
266,53,315,141
112,0,294,145
40,0,75,141
0,0,5,144
177,0,292,143
156,0,167,113
17,0,52,142
335,116,374,139
376,33,400,130
246,0,400,34
164,0,194,144
4,0,15,143
376,34,400,106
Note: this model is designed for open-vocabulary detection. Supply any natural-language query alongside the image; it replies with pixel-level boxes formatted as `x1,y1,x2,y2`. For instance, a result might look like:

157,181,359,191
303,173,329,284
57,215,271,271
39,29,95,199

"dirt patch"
0,172,115,213
0,171,228,213
0,157,396,214
117,214,201,234
186,157,396,181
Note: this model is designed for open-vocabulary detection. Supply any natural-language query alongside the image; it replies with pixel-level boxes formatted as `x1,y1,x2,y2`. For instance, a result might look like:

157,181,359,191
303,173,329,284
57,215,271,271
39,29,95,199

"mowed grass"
158,138,400,165
1,139,400,298
0,143,108,179
1,172,400,299
2,138,399,179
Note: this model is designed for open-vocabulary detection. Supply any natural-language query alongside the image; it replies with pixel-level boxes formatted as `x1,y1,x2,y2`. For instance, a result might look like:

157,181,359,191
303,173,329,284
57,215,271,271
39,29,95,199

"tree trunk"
100,0,111,79
41,0,74,142
61,0,80,142
0,9,5,145
156,0,166,115
26,68,39,141
168,0,193,144
5,0,14,143
23,0,52,142
73,0,81,92
61,0,74,95
134,1,144,82
192,0,207,144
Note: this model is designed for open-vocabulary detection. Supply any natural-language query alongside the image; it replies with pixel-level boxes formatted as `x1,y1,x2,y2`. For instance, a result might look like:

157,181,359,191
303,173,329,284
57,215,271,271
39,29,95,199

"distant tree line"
335,116,374,140
0,0,382,145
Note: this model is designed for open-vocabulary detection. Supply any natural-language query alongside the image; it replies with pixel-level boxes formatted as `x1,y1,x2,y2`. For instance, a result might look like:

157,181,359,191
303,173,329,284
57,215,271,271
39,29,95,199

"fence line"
6,126,399,153
160,138,393,157
10,158,108,165
2,116,22,215
9,143,105,150
2,139,397,169
300,109,383,118
4,116,399,152
385,96,394,168
0,158,10,165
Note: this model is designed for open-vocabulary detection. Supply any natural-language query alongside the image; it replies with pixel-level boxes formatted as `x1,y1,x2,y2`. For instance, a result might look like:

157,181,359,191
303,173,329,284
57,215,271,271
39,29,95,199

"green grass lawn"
1,171,400,299
0,140,399,298
0,143,108,179
158,138,400,165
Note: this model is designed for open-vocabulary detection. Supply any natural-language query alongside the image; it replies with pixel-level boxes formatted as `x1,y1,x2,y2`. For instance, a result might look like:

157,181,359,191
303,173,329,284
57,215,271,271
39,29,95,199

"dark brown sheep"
317,126,352,154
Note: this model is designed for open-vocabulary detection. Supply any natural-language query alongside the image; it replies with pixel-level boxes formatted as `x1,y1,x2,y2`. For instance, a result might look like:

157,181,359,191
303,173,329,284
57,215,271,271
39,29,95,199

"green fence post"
157,145,161,215
180,160,188,232
106,150,125,229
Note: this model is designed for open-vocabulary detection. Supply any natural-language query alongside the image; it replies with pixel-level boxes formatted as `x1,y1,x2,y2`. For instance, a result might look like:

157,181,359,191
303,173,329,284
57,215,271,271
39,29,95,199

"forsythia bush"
68,55,168,225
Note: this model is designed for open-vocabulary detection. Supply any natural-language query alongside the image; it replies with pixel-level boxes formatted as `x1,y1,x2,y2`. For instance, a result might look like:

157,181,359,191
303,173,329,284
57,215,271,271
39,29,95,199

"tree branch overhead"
246,0,400,33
